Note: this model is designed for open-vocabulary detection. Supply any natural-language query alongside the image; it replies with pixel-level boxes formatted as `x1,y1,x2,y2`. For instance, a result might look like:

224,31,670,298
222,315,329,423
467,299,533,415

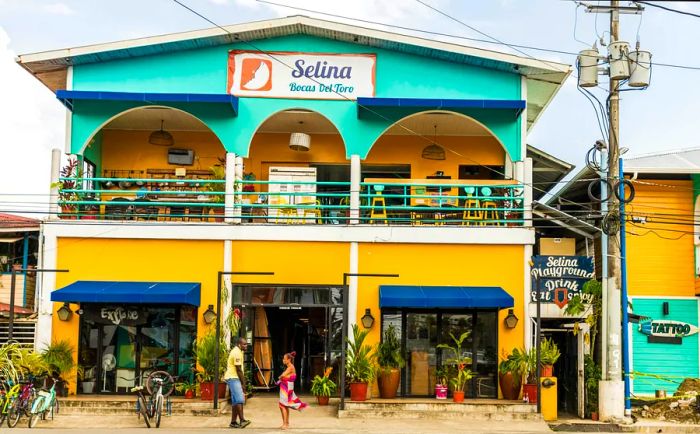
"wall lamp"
361,308,375,329
203,304,217,324
57,303,73,322
504,309,519,329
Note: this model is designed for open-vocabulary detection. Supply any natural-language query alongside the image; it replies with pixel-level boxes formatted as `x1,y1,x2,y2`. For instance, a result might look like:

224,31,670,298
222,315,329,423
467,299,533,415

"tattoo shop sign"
639,319,699,339
82,305,146,326
227,51,376,100
530,256,595,309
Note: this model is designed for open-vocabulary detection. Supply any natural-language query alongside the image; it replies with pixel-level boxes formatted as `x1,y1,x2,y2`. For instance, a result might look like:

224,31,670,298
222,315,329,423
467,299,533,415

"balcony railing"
57,177,525,226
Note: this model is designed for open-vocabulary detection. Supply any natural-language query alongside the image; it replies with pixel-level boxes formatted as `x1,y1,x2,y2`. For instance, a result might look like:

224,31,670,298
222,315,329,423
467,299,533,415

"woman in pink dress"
277,351,307,430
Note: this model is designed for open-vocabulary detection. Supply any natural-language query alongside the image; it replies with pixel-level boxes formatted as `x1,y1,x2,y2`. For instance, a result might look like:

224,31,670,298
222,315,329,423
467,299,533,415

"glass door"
99,324,138,393
139,308,177,375
405,313,438,396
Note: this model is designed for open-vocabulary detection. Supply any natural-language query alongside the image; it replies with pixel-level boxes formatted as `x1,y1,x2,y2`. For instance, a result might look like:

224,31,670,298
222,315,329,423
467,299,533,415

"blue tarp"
51,281,201,305
379,285,514,309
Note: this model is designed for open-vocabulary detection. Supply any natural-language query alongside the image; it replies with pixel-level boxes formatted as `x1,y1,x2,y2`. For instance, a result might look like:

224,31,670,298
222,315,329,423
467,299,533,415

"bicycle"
28,377,58,428
0,380,22,425
7,379,37,428
131,370,174,428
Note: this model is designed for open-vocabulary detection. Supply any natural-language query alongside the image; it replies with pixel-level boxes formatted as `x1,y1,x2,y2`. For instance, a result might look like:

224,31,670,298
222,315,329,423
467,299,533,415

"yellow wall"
357,243,524,358
53,238,224,393
626,180,695,297
230,241,349,284
100,130,225,175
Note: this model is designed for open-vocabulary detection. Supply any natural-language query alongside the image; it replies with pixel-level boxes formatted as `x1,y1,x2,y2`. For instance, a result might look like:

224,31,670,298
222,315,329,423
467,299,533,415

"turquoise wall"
70,34,523,160
631,298,699,395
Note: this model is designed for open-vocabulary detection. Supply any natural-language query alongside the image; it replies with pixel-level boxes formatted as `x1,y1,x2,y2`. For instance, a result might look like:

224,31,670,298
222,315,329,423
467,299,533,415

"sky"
1,0,700,216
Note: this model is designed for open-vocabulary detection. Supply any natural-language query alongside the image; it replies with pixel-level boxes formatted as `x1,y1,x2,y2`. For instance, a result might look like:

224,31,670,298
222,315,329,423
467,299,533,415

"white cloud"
42,2,75,16
0,27,64,217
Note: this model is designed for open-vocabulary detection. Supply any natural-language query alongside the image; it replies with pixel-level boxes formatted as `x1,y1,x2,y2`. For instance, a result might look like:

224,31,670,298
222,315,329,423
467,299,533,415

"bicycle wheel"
8,399,22,428
28,412,41,429
146,371,175,397
52,398,59,419
139,396,151,429
155,394,163,428
0,397,8,425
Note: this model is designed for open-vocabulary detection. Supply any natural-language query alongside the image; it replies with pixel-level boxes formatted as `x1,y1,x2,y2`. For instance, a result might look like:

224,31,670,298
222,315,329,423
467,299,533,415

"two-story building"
18,16,570,395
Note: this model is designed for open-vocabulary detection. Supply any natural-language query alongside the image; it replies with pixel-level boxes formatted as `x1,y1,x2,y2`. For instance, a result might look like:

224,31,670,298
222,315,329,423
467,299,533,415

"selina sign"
639,320,699,339
227,51,376,100
530,256,595,309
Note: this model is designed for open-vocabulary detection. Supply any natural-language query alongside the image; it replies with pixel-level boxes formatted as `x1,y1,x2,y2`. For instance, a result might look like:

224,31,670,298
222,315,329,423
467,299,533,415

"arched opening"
73,106,227,221
362,111,518,225
243,109,348,223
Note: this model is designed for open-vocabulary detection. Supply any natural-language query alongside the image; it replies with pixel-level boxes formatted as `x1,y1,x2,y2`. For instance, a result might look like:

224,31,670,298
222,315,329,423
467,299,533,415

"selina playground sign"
530,255,595,309
227,51,376,100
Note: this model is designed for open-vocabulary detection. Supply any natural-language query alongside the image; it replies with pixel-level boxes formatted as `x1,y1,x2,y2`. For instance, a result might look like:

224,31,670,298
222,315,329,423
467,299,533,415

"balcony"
57,176,525,226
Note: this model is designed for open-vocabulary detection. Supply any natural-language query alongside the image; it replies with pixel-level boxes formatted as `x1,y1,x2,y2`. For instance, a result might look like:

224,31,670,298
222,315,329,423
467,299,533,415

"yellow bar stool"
461,186,482,226
481,187,502,226
369,184,388,225
302,200,322,224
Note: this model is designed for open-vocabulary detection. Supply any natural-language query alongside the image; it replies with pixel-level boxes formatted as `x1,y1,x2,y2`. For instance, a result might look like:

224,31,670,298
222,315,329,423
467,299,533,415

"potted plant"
498,349,526,400
51,158,80,219
207,164,226,222
584,355,601,420
434,367,448,400
193,330,228,401
77,365,96,394
437,331,473,403
374,324,405,399
41,340,75,397
514,347,538,404
310,367,337,406
346,324,375,402
175,381,197,399
540,338,561,377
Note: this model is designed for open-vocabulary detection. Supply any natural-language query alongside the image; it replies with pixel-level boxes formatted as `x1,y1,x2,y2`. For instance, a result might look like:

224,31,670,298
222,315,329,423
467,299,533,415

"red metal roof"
0,303,34,315
0,213,40,230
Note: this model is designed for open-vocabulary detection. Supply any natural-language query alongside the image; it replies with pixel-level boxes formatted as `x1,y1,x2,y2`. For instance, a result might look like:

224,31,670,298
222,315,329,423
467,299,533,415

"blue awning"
55,90,238,114
379,285,514,309
51,281,201,306
357,97,525,118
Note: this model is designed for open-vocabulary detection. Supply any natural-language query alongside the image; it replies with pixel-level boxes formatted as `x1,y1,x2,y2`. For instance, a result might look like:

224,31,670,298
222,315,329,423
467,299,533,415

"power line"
636,1,700,19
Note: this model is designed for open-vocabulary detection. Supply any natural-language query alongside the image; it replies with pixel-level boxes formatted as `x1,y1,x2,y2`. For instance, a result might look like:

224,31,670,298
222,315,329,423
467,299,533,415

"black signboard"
530,255,595,309
82,305,147,326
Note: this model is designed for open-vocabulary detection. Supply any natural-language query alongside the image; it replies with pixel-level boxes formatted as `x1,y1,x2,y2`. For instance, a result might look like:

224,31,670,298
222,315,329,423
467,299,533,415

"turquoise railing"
57,177,525,226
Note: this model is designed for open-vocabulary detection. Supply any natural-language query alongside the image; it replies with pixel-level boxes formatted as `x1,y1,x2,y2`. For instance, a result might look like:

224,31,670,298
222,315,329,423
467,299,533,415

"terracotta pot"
316,396,330,406
522,383,538,405
349,382,368,402
452,390,465,403
378,368,400,399
541,365,553,377
591,411,599,421
211,208,224,223
498,372,522,401
184,390,194,399
200,382,227,401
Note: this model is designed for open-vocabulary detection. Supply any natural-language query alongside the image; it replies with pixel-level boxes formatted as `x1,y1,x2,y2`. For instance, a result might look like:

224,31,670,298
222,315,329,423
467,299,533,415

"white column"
64,66,73,155
35,229,57,351
524,158,533,227
348,242,359,333
222,240,233,345
350,155,361,225
523,243,533,351
49,148,61,220
224,152,237,223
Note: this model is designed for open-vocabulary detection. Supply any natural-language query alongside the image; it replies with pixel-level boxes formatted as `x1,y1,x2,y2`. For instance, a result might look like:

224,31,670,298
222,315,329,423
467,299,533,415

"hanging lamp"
149,120,174,146
289,132,311,152
421,124,445,160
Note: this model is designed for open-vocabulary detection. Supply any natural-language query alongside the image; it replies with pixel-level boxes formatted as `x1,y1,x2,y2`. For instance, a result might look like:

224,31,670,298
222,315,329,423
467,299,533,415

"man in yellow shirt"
225,337,250,428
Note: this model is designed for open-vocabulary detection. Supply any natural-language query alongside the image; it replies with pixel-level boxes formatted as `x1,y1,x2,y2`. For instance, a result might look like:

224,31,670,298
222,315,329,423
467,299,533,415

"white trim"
349,242,359,333
17,16,570,75
41,222,536,245
35,230,57,352
520,75,528,159
64,66,72,154
524,243,533,350
223,239,232,344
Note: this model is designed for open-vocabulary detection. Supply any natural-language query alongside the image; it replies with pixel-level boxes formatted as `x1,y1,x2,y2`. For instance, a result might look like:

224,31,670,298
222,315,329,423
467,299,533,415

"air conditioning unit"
167,148,194,166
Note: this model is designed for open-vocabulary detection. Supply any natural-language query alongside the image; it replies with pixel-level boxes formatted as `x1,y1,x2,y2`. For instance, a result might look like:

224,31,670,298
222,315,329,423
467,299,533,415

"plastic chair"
481,187,501,226
369,185,388,225
461,187,482,226
301,200,322,224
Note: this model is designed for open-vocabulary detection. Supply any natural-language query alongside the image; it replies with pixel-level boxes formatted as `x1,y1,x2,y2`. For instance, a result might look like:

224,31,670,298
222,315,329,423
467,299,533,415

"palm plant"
310,367,337,397
0,342,23,383
540,338,561,366
375,324,405,373
437,331,473,392
193,330,228,383
41,339,75,378
346,324,375,384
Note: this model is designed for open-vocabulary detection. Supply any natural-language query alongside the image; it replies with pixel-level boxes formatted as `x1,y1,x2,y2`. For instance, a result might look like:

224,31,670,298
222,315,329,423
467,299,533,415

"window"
82,158,96,191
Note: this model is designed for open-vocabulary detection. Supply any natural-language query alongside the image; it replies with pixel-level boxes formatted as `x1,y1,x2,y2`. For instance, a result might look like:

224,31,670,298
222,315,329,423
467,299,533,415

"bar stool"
481,187,501,226
461,187,482,226
301,200,322,224
369,185,388,225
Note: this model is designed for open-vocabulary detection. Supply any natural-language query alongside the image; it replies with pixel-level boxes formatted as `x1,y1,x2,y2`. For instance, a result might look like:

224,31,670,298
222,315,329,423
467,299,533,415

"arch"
364,110,510,159
76,105,226,154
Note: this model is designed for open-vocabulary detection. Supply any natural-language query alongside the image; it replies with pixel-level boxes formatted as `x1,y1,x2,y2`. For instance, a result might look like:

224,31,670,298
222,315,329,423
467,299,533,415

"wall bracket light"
361,308,375,329
504,309,519,329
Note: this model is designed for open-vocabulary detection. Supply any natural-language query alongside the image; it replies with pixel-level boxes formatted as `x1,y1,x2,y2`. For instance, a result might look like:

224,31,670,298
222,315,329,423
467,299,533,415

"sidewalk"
46,395,553,433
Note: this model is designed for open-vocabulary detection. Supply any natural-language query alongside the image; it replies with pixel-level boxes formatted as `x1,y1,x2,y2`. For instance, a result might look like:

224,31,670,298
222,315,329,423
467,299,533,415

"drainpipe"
619,158,631,417
350,155,360,225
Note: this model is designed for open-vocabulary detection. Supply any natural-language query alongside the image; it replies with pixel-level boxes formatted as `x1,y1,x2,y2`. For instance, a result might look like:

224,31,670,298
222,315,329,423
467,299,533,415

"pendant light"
289,121,311,151
421,124,445,160
149,119,174,146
